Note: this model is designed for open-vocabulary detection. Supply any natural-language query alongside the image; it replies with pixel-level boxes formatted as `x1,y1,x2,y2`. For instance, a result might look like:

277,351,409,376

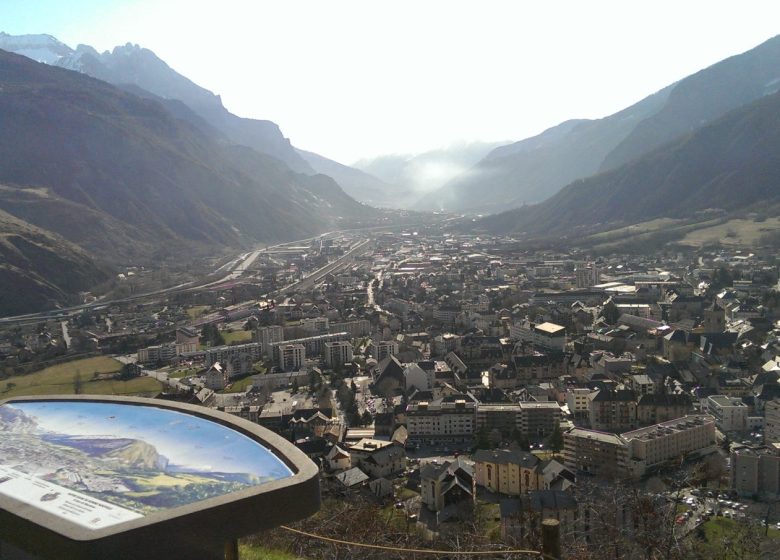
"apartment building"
255,325,284,352
520,402,563,440
731,444,780,498
137,343,176,365
175,327,199,356
588,390,638,432
566,388,593,421
508,352,566,384
765,399,780,444
370,339,399,361
476,403,562,441
268,332,349,362
621,415,716,473
406,397,476,444
575,262,601,289
476,404,521,438
279,344,306,372
564,415,716,479
330,319,371,338
323,341,353,368
205,342,262,377
510,321,566,352
636,393,692,425
563,428,630,478
707,395,748,432
301,316,329,335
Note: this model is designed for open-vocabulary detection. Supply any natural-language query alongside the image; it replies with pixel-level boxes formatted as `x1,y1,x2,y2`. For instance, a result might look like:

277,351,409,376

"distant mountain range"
0,32,312,173
480,87,780,238
0,46,376,313
425,35,780,214
3,30,780,312
0,32,403,207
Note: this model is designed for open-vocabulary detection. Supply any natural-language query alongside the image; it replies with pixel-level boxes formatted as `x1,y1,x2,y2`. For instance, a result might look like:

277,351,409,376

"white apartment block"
370,340,399,361
564,415,716,479
205,343,262,367
566,388,594,419
510,321,566,352
575,262,601,289
137,344,177,364
301,316,329,335
707,395,748,432
621,415,716,473
563,428,629,479
406,399,476,444
250,370,309,392
268,332,349,362
279,344,305,372
731,443,780,498
324,341,353,368
256,325,284,353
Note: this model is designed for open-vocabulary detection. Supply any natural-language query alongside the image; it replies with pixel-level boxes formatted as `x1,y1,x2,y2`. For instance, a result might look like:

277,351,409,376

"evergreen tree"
475,427,491,450
546,421,564,454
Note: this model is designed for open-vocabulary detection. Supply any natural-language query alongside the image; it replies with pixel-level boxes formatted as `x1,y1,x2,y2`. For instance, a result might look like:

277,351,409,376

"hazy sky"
3,1,780,163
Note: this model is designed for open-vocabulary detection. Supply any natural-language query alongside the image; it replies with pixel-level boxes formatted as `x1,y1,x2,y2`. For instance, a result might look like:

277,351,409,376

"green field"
586,217,683,241
186,305,210,319
0,356,161,398
678,217,780,247
221,330,253,344
220,367,265,394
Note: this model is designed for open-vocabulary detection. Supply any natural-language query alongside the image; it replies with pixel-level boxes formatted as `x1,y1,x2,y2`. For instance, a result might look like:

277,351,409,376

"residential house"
334,467,370,490
348,439,405,479
204,362,227,391
325,444,351,472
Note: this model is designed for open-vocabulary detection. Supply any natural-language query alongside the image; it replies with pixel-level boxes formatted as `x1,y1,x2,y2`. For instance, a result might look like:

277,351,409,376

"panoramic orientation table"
0,395,320,559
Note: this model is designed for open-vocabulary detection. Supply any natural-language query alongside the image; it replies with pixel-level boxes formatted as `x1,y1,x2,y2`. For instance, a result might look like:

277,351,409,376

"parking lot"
672,487,772,533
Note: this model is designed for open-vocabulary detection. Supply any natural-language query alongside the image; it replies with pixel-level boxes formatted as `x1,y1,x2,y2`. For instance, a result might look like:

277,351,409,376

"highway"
0,221,396,326
0,234,341,325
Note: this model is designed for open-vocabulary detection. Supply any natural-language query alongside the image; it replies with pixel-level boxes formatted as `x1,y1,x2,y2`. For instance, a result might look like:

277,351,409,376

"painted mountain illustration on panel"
0,402,291,515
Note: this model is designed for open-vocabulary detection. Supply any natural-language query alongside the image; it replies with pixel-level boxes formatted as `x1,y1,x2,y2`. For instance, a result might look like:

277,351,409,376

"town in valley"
3,227,780,558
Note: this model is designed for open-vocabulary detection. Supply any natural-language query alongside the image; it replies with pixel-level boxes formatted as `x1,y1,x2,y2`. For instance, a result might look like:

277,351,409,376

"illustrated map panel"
0,401,292,530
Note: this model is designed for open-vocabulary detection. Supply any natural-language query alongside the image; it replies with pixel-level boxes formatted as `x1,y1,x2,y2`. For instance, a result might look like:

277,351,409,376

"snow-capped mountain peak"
0,32,73,64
